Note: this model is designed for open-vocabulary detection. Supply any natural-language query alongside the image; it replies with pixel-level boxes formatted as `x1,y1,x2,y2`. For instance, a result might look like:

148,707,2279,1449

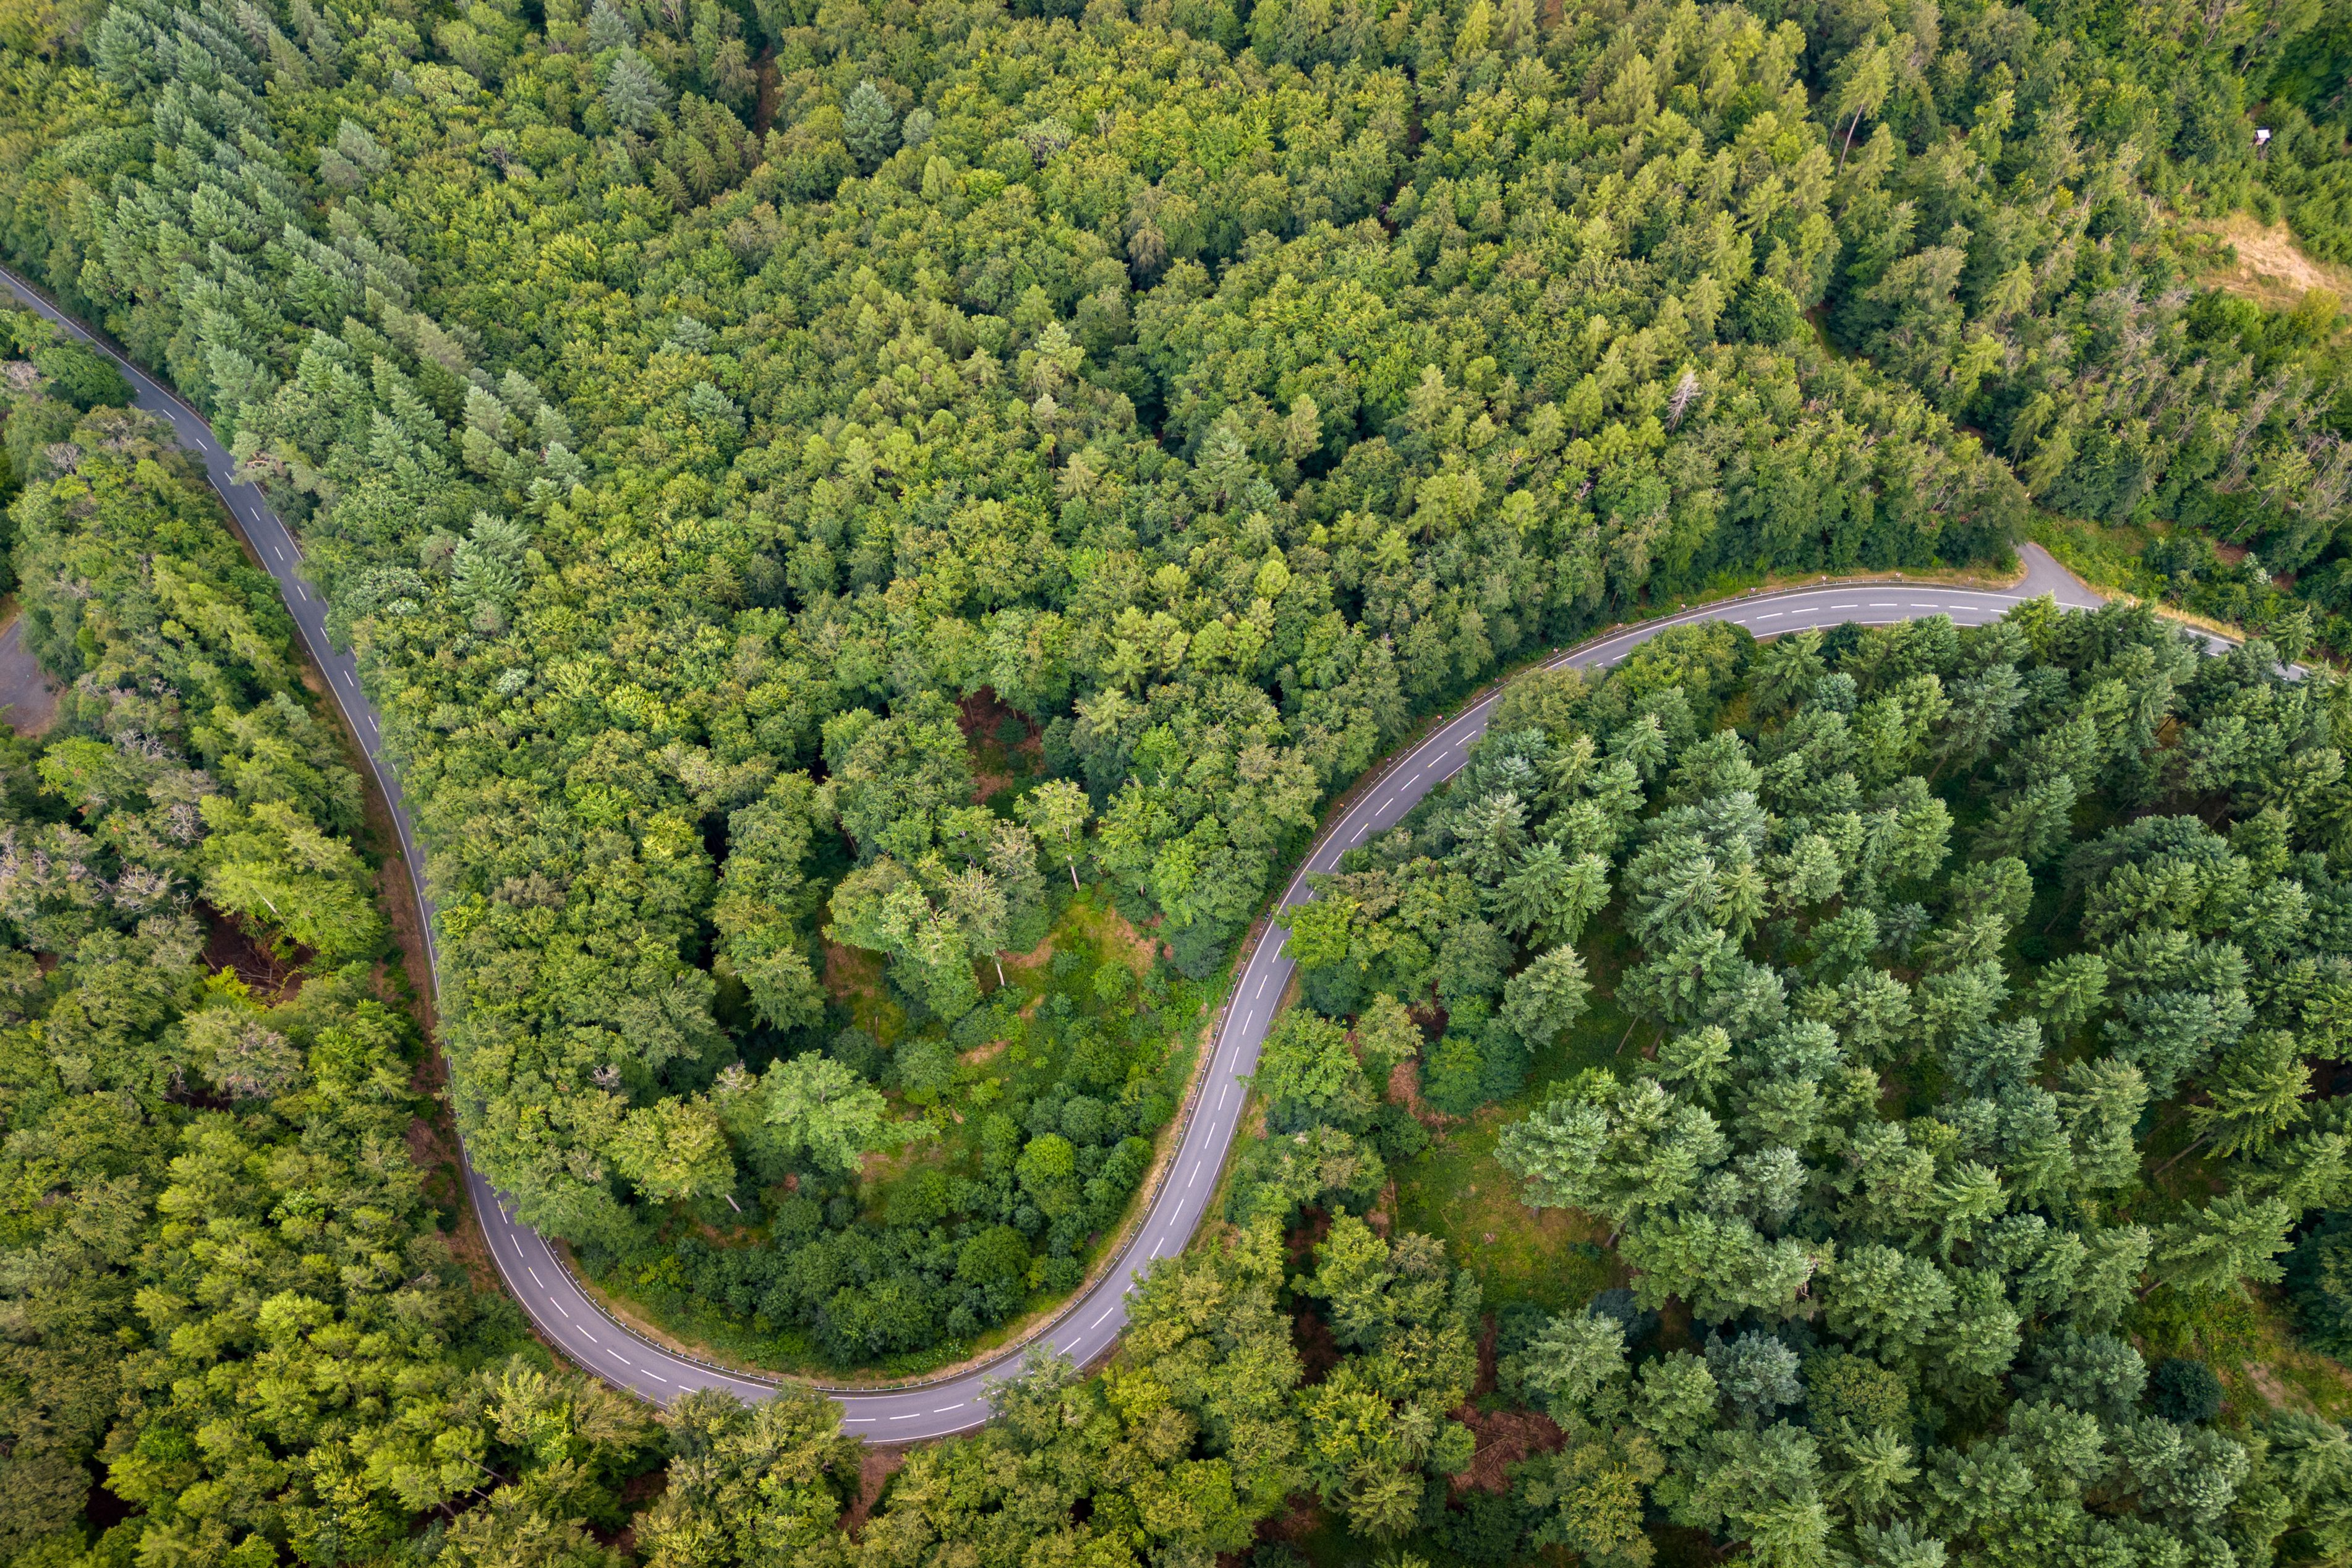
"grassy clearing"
2029,511,2170,603
821,941,898,1041
1389,913,1638,1313
2026,510,2337,662
2131,1285,2352,1426
2184,210,2352,311
1697,553,2032,599
1392,1113,1617,1311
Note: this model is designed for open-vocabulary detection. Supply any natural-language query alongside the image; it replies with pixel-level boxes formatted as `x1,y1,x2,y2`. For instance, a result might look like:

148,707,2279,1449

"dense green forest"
0,325,668,1568
0,0,2055,1373
3,0,2352,1561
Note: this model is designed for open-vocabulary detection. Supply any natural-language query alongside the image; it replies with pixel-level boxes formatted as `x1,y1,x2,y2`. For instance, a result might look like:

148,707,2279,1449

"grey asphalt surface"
0,265,2118,1439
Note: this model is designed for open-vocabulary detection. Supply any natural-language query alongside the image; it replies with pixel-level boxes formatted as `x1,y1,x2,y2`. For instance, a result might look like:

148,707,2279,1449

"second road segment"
0,265,2112,1439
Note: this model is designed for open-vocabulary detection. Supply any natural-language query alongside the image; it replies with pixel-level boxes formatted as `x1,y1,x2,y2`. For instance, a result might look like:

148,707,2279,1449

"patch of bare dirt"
955,686,1042,801
592,1468,670,1554
1097,904,1167,974
957,1038,1008,1067
1290,1302,1342,1386
841,1447,906,1538
953,686,1020,743
856,1125,938,1188
1447,1308,1565,1489
1656,1296,1698,1355
1387,1058,1451,1130
752,49,780,135
823,939,884,995
1285,1206,1334,1269
200,903,304,998
1003,899,1166,979
1248,1497,1333,1555
1001,927,1058,972
1452,1405,1566,1496
2239,1361,2306,1413
0,615,60,736
407,1122,503,1296
1473,1313,1502,1394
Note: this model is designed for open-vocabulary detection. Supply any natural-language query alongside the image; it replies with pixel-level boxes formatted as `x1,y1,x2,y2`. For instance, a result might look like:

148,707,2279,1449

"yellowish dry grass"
2188,211,2352,309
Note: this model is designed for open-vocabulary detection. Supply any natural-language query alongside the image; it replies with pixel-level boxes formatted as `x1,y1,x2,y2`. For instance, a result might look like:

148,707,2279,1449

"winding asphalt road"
0,266,2116,1439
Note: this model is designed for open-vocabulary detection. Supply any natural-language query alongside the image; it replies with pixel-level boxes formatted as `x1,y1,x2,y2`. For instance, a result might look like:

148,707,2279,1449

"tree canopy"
4,0,2352,1559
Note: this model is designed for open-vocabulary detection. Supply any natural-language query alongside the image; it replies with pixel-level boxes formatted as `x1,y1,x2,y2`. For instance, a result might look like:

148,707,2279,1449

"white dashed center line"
0,292,2113,1438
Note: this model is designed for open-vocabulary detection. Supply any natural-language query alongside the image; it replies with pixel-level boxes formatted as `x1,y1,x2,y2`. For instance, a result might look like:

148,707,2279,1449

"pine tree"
2154,1194,2297,1299
1502,945,1593,1045
586,0,633,50
843,80,898,171
602,47,668,132
2190,1029,2311,1161
1018,778,1091,888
